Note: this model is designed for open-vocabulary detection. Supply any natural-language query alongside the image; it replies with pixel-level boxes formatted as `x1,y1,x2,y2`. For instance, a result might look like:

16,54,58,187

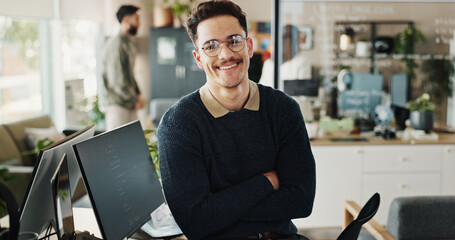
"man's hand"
263,170,279,190
135,94,145,110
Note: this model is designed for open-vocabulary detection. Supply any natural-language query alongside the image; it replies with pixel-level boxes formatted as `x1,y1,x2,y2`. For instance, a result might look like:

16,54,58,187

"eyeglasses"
198,35,247,57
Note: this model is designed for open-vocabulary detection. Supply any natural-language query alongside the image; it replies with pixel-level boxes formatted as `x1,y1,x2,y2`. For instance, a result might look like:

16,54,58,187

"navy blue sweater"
157,84,316,240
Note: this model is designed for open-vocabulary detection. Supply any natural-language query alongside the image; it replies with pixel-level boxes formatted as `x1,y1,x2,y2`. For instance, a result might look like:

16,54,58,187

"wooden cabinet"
442,145,455,194
362,145,442,172
293,146,363,228
361,145,442,223
294,143,455,229
362,173,440,223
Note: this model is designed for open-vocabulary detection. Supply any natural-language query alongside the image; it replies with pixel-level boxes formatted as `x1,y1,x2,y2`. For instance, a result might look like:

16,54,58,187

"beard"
128,26,138,36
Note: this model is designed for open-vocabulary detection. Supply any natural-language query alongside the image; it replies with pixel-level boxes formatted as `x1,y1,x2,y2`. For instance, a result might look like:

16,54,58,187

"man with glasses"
157,1,315,239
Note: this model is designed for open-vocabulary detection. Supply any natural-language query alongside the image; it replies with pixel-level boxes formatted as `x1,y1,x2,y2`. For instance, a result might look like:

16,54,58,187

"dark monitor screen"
19,125,95,234
51,154,75,239
391,72,408,108
73,121,164,240
283,79,319,97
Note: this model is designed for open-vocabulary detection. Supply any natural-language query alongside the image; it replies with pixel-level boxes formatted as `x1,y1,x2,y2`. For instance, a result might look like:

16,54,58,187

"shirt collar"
199,80,260,118
119,31,133,41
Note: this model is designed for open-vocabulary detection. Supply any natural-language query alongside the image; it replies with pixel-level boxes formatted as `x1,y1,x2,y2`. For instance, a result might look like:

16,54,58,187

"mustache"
216,57,243,67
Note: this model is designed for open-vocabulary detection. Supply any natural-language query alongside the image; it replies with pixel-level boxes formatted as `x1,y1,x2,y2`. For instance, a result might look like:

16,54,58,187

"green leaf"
36,137,54,150
58,189,69,201
406,93,436,112
144,129,160,182
0,168,16,183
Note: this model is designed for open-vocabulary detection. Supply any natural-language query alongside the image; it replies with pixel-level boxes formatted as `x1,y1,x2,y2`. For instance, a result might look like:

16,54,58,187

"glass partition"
273,1,455,128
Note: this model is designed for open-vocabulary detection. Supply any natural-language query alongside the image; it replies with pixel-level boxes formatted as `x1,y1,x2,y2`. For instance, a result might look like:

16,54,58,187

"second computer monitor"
19,125,96,235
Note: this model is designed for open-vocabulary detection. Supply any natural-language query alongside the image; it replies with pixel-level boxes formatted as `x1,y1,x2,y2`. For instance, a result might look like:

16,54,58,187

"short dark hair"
116,5,139,23
186,0,247,45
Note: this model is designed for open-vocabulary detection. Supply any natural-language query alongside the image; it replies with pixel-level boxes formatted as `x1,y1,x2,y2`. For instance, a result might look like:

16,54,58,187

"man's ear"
193,50,203,69
121,15,129,24
247,37,254,58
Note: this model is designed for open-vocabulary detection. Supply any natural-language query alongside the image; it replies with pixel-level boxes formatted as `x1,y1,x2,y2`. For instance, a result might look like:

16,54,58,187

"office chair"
0,181,19,240
345,196,455,240
337,193,380,240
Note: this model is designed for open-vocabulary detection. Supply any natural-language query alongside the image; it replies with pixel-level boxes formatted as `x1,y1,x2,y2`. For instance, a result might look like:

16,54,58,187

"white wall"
0,0,104,21
0,0,55,18
60,0,105,22
231,0,273,22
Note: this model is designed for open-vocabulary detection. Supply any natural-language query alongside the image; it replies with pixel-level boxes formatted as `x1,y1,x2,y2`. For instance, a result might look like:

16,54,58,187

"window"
0,17,47,123
61,20,101,129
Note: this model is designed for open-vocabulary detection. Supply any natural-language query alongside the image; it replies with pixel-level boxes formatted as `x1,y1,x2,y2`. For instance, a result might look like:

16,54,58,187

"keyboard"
75,231,102,240
62,231,102,240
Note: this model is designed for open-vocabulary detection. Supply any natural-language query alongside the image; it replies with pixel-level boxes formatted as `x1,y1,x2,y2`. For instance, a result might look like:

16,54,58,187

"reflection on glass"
277,1,455,127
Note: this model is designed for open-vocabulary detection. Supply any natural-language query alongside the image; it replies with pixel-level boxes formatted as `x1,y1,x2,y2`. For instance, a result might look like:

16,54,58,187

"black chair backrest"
337,193,380,240
0,181,19,240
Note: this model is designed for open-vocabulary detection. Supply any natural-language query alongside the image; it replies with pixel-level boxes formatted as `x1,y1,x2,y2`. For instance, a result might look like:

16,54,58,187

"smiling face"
192,15,253,90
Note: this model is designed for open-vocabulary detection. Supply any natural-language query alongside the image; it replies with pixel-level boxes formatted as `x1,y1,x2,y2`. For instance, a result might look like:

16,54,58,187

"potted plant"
0,137,55,217
406,93,435,133
170,0,194,27
154,0,194,28
421,57,454,103
0,168,16,217
144,129,160,180
394,26,426,82
153,0,174,28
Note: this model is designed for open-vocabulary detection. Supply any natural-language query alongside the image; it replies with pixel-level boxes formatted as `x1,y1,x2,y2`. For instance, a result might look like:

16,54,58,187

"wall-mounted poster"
248,21,272,54
298,26,313,50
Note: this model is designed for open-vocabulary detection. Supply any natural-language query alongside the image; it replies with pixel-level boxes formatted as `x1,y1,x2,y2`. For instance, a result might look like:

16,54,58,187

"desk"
311,132,455,146
1,208,187,240
0,208,102,239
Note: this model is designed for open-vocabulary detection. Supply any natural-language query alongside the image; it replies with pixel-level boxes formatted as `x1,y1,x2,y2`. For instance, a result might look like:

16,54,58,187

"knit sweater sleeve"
242,94,316,222
157,104,275,240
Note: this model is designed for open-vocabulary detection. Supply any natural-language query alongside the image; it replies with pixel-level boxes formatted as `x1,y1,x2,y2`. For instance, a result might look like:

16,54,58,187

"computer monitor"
19,125,96,234
391,72,408,108
283,79,319,97
72,121,164,240
339,73,383,118
390,72,409,129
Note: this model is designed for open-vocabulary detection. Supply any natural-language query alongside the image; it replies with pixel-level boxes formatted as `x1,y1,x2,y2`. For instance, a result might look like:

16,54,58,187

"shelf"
336,20,413,26
335,53,413,60
334,20,414,73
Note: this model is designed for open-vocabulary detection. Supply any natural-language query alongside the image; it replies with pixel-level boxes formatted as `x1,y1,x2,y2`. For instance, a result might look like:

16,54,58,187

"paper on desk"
141,203,183,237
